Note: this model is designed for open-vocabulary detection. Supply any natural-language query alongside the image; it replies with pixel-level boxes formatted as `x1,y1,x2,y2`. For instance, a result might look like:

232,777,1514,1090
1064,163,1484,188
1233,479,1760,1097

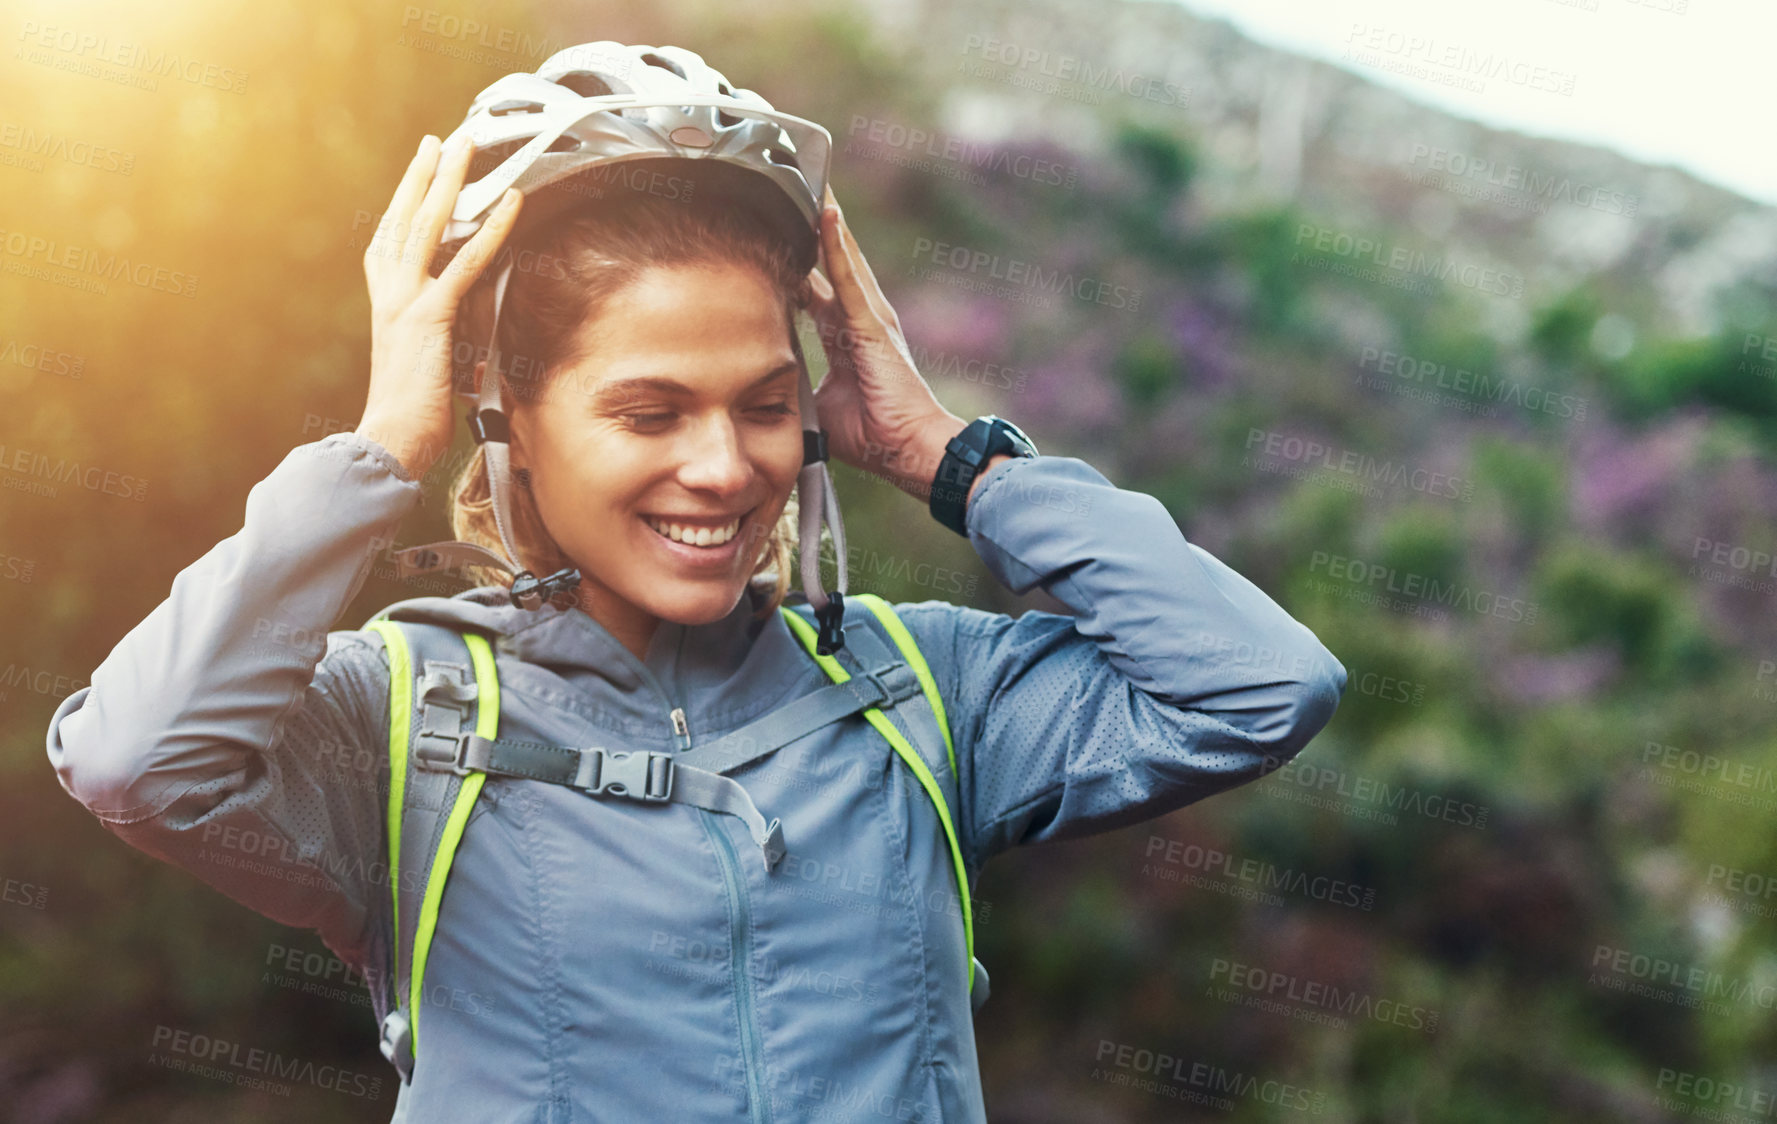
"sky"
1168,0,1777,206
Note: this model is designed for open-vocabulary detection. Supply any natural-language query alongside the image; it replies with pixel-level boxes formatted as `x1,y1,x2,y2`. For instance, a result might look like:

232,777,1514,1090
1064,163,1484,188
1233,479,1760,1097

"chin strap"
394,270,849,634
394,254,579,611
789,318,848,655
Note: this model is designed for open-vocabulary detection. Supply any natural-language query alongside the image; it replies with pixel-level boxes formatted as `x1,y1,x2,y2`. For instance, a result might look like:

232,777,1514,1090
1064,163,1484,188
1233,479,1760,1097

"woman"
45,42,1345,1123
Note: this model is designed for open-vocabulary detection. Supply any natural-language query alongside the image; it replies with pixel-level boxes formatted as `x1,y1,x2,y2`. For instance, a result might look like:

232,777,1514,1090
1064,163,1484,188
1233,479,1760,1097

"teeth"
644,515,741,547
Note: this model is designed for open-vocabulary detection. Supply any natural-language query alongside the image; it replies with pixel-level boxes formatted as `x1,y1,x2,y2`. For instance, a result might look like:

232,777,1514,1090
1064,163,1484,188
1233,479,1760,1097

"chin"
645,578,749,626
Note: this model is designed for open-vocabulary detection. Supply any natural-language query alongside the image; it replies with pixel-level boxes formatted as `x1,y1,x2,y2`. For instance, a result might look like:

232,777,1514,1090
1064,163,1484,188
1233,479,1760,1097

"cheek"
520,422,636,520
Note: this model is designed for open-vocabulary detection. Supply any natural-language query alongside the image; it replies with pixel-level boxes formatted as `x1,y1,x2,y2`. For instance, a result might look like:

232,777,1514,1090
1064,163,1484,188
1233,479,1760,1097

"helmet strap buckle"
813,591,846,657
510,566,582,610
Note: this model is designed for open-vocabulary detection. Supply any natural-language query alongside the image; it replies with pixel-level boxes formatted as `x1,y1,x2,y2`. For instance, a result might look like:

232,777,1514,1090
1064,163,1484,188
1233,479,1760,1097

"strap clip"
509,566,582,610
414,663,478,774
761,818,786,871
414,734,476,776
859,659,921,706
379,1010,414,1081
467,407,509,444
814,591,846,657
574,748,675,802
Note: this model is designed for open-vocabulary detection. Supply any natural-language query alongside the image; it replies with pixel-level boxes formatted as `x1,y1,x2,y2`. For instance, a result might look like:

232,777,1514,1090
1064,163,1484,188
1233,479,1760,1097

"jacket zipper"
658,626,770,1121
707,809,770,1123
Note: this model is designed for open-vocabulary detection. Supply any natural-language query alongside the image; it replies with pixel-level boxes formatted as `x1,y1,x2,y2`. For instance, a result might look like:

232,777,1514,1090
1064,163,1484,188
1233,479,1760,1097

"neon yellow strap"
407,632,497,1056
368,621,500,1061
778,603,975,993
849,593,956,778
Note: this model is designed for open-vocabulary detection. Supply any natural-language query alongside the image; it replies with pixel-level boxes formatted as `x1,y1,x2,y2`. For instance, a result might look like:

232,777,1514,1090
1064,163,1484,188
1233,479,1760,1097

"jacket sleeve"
43,431,421,966
894,453,1346,871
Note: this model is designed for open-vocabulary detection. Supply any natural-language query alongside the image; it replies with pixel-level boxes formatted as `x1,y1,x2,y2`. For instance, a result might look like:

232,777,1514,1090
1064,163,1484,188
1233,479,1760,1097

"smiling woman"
44,39,1345,1124
443,175,816,659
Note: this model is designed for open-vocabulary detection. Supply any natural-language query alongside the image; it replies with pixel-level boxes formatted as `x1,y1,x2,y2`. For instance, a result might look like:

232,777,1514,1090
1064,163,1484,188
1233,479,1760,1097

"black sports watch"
929,414,1039,536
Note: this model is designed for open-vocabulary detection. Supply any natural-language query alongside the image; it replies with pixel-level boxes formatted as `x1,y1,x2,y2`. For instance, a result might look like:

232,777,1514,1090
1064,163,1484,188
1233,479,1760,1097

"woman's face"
509,260,805,650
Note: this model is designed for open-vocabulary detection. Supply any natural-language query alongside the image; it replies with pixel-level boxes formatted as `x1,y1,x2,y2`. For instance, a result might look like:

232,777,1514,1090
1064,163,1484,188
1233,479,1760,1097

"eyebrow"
590,362,800,406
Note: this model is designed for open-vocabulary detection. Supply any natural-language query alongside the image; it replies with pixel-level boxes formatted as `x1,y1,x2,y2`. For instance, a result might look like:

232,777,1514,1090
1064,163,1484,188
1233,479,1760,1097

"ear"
471,357,487,398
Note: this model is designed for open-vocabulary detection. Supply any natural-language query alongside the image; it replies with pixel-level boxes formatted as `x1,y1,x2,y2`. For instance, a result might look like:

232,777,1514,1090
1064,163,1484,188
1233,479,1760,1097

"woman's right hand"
357,133,523,479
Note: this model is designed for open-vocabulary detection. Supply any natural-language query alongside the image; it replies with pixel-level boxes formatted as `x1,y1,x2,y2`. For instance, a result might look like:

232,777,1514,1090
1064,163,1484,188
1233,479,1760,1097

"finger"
368,135,440,267
803,273,850,365
438,188,523,299
817,203,866,319
384,135,441,231
823,198,896,327
834,206,900,328
405,134,476,270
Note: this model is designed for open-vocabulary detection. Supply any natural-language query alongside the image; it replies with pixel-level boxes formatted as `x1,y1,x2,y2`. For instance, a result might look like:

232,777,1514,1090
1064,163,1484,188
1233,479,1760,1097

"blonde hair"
442,167,812,621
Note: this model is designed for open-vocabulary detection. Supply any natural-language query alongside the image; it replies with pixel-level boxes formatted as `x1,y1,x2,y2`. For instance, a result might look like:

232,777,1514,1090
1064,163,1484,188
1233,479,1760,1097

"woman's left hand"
805,184,965,499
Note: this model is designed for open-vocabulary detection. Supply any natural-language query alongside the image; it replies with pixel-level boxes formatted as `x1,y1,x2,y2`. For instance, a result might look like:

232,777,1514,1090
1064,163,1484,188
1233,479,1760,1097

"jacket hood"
371,578,816,739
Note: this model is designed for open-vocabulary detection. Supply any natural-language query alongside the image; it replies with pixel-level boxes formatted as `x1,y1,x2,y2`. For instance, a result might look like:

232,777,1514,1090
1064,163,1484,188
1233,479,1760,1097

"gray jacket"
46,430,1345,1123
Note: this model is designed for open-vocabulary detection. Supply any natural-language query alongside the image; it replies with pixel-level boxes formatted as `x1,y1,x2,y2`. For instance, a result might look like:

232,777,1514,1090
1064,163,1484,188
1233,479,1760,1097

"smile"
642,513,744,548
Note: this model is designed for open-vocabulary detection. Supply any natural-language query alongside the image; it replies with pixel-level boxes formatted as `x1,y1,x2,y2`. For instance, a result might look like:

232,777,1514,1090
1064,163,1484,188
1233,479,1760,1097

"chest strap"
422,731,786,871
671,655,924,776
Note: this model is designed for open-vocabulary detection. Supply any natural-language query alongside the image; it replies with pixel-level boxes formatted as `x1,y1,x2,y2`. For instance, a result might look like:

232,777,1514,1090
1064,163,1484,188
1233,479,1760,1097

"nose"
674,412,755,498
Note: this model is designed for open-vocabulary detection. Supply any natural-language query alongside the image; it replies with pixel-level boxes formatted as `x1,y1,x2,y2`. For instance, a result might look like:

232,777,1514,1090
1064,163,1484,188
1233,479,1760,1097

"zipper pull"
670,706,691,751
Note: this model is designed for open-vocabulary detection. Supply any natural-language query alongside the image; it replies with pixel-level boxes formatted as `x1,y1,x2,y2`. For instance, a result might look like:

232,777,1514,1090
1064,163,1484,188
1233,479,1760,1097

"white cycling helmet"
395,41,852,653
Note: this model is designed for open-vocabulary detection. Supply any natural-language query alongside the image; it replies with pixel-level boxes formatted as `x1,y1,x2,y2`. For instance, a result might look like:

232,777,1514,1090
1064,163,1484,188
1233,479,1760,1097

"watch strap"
929,415,1037,536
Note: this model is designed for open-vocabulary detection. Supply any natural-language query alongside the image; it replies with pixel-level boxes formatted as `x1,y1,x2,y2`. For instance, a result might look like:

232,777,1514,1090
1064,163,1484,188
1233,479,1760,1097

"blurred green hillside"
3,0,1775,1120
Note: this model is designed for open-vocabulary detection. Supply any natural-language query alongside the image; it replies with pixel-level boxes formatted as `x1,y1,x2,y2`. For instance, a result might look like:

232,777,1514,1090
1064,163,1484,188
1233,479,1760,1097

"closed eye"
621,403,793,431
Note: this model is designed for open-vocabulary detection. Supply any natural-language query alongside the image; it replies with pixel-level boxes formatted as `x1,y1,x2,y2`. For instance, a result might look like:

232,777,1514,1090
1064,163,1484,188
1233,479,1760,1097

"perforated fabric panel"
96,630,394,970
889,598,1335,872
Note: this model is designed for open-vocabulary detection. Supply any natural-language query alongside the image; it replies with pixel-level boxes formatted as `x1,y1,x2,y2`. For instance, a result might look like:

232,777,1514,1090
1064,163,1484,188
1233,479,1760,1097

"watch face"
987,416,1037,457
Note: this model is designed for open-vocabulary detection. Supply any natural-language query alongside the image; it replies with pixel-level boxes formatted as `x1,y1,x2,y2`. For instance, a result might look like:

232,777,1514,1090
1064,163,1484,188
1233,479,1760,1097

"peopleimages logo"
957,35,1190,108
1092,1041,1327,1114
149,1025,383,1099
845,115,1078,192
1143,836,1377,911
15,22,249,94
907,237,1141,312
1355,347,1587,421
0,227,198,297
1207,958,1439,1033
1404,144,1637,217
1293,224,1524,299
0,442,149,501
1342,23,1577,97
1307,551,1540,625
1244,427,1475,501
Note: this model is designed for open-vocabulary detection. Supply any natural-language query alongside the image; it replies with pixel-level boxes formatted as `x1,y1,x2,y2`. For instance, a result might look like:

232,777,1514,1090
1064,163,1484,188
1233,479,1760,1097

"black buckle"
814,591,846,657
802,428,828,466
509,566,581,610
583,749,674,802
468,408,510,444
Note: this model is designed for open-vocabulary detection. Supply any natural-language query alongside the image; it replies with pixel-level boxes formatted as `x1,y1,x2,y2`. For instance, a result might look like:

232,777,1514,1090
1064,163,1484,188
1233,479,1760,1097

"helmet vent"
555,72,615,98
489,98,544,117
714,81,742,127
639,52,685,78
544,135,582,154
765,146,801,172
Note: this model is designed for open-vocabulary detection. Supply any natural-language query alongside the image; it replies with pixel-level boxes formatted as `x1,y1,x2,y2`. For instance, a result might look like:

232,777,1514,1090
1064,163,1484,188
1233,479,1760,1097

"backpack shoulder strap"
361,613,499,1084
847,593,957,782
779,594,988,1009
